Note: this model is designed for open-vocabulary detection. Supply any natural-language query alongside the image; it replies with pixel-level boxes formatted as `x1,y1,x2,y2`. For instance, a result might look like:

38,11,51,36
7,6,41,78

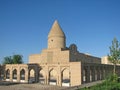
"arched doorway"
95,69,97,81
12,69,17,82
62,69,70,86
97,69,100,80
90,69,92,82
20,69,25,82
0,69,1,80
83,69,87,83
99,70,102,80
0,69,4,80
49,69,57,85
103,69,106,79
39,70,45,84
0,69,2,81
29,69,35,83
6,69,10,81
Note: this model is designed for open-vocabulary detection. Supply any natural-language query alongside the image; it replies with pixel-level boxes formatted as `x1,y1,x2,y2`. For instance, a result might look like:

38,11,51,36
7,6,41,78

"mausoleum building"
0,20,120,87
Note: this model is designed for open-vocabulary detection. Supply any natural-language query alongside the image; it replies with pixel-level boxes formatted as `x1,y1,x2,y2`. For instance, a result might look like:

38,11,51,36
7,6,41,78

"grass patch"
80,74,120,90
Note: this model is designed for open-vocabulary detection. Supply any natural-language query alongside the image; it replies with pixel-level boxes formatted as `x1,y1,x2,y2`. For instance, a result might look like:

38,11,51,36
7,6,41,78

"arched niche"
0,69,4,80
61,68,70,86
6,69,10,81
39,69,45,84
12,69,17,82
49,69,57,85
29,69,35,83
95,69,97,81
90,69,92,82
83,68,87,83
20,69,25,82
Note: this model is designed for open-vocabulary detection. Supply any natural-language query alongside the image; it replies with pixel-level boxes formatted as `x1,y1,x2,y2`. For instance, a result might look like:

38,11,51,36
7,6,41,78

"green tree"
3,54,23,64
3,56,13,64
108,37,120,75
12,55,23,64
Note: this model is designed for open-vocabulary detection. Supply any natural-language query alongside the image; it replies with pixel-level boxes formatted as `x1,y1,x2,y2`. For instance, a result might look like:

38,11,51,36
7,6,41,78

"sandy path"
0,83,67,90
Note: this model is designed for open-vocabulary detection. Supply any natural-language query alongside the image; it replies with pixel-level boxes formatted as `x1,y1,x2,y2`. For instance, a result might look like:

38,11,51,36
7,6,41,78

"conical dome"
48,20,66,49
48,20,65,38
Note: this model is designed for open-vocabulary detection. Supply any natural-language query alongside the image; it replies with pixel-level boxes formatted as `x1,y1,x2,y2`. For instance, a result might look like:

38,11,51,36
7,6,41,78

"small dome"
48,20,66,38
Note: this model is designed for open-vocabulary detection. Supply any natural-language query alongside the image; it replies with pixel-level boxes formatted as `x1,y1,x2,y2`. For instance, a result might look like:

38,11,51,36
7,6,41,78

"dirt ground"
0,81,68,90
0,80,103,90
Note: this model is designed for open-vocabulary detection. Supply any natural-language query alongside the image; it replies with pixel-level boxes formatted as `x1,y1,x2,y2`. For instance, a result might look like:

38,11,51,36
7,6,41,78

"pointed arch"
95,69,97,81
6,69,10,80
29,69,35,83
90,69,92,82
12,69,17,81
61,68,70,86
49,69,57,85
83,68,87,83
20,69,25,81
0,69,4,80
39,69,45,84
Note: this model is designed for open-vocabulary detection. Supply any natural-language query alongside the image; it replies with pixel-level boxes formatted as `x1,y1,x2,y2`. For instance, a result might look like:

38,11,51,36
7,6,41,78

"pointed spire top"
48,20,66,38
54,19,58,23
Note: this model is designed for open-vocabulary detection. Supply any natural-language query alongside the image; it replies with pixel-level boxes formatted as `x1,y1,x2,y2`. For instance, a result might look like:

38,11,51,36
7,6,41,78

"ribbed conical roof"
48,20,65,38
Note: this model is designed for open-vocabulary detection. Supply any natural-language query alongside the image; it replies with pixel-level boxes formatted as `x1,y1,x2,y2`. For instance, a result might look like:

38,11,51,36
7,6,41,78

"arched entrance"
83,69,87,83
99,70,102,80
103,69,106,79
0,69,4,80
0,70,2,81
90,69,92,82
39,70,45,84
20,69,25,82
6,69,10,81
62,69,70,86
95,69,97,81
49,69,57,85
12,69,17,82
97,69,100,80
29,69,35,83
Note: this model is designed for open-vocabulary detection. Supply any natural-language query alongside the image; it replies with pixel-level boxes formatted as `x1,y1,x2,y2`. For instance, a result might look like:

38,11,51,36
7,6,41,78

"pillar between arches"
86,66,90,83
17,71,20,82
10,69,12,81
57,69,62,86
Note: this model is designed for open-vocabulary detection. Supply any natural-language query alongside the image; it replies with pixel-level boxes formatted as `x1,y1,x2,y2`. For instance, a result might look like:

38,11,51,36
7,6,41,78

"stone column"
17,70,20,82
83,67,86,83
0,70,2,78
97,67,100,80
10,69,13,81
26,70,29,83
95,67,97,81
103,67,106,79
90,67,92,82
86,66,90,83
101,67,103,80
44,75,47,84
57,66,62,86
3,71,5,80
57,75,59,86
45,66,49,85
92,67,95,81
35,68,39,83
59,74,62,86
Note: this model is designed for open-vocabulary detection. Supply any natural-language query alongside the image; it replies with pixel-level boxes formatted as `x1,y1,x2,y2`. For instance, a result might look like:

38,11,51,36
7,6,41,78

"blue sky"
0,0,120,63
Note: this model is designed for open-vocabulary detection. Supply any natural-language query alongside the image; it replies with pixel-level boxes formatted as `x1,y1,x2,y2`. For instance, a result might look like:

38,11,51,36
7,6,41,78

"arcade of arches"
1,62,120,86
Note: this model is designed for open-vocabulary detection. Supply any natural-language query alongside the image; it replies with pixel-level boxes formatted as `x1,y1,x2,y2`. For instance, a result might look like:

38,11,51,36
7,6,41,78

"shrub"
80,74,120,90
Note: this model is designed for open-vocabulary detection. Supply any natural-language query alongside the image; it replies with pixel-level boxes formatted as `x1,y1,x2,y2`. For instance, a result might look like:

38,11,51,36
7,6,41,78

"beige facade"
102,56,120,65
0,20,120,87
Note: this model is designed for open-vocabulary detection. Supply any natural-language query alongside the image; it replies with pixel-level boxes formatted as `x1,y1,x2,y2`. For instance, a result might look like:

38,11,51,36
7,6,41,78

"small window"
51,40,53,42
